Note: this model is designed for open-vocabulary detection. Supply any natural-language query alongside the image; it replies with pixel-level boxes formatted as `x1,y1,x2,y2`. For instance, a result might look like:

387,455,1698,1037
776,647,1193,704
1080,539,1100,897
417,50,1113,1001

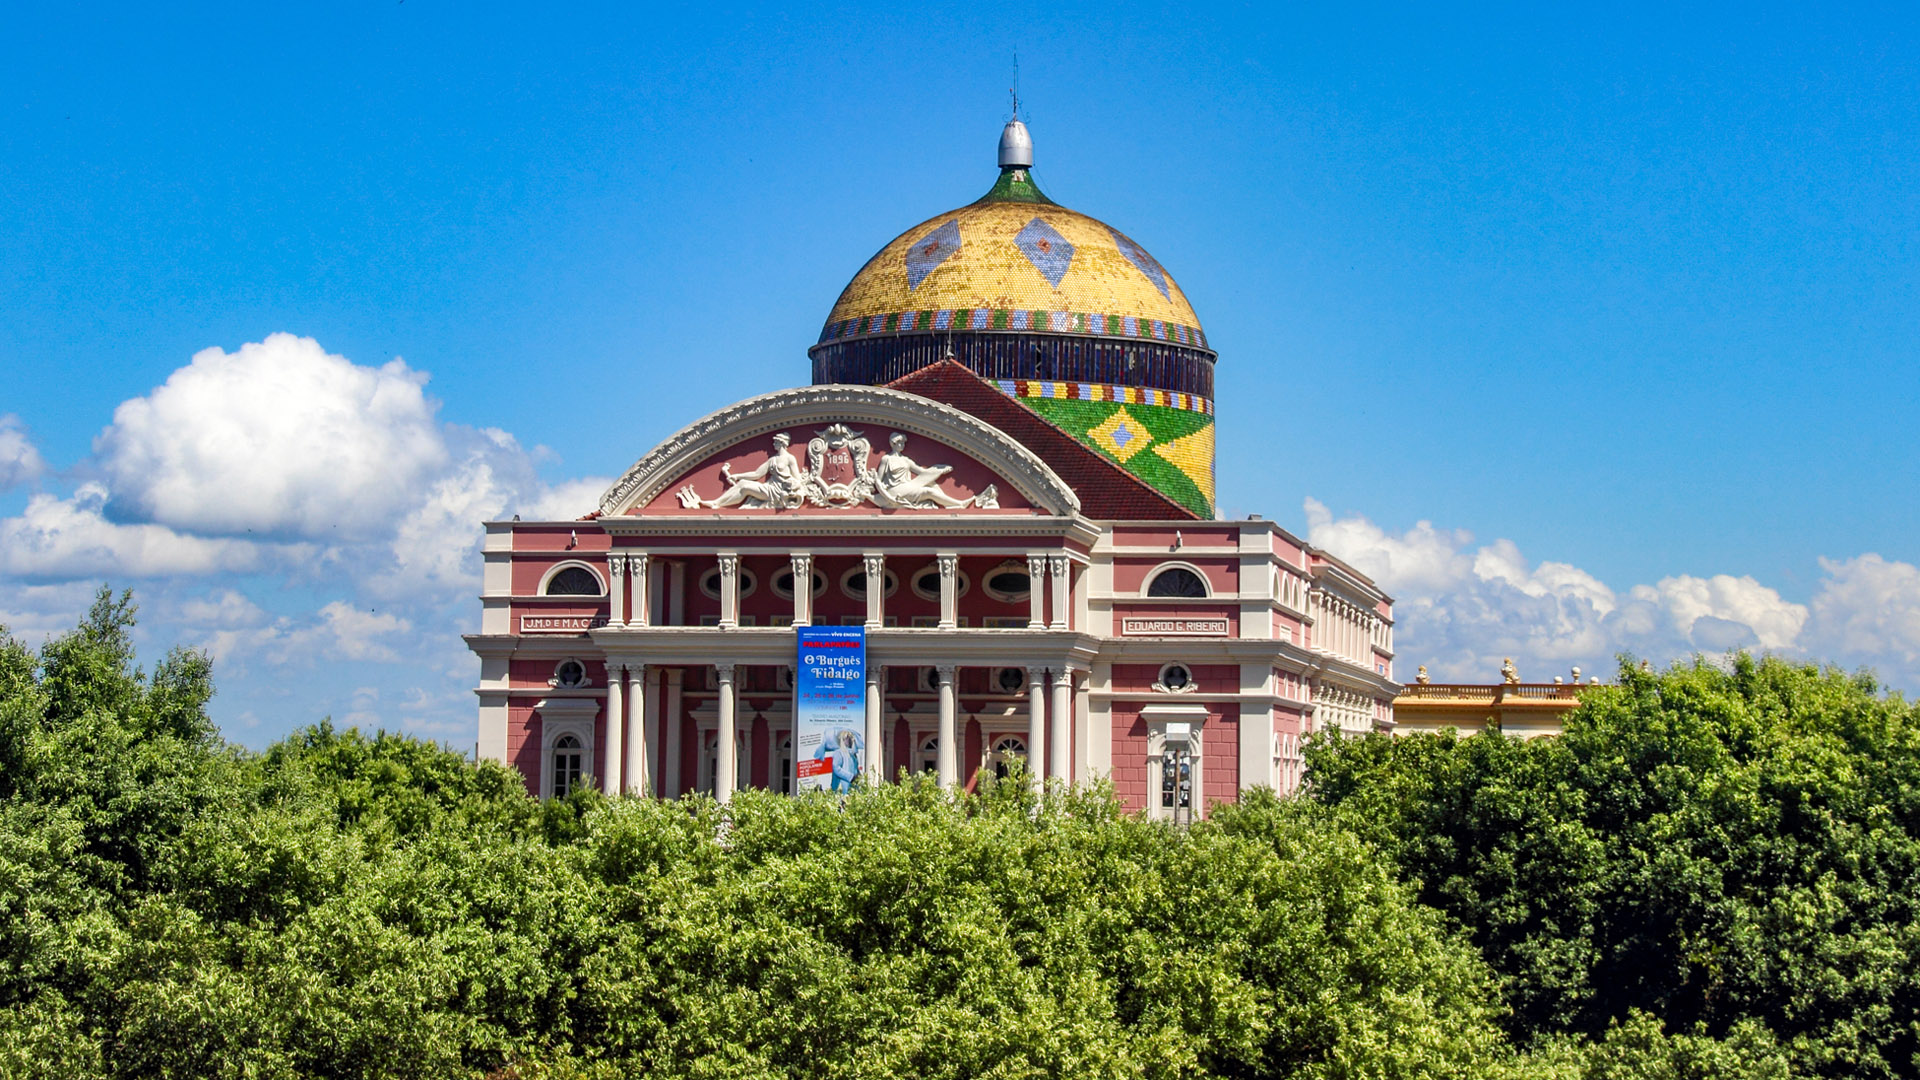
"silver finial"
999,118,1032,168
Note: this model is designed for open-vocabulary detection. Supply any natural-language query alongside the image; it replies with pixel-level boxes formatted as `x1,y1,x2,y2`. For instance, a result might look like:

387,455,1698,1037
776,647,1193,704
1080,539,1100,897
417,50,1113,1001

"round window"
981,562,1034,604
1158,664,1192,691
554,659,588,688
841,567,900,600
910,565,969,601
699,566,757,599
772,569,826,600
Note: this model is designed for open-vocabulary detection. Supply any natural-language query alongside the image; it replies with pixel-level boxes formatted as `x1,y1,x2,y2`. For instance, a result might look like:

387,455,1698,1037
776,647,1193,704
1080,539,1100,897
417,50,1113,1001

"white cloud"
1619,574,1807,652
376,428,531,596
0,415,45,490
1808,554,1920,672
0,483,270,579
1303,498,1813,684
0,332,610,745
184,595,413,667
517,475,610,522
0,581,101,646
95,333,449,540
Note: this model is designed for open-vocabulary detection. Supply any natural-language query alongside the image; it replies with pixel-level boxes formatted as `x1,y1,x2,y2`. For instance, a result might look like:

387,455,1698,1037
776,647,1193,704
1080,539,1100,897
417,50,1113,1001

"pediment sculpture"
676,426,998,511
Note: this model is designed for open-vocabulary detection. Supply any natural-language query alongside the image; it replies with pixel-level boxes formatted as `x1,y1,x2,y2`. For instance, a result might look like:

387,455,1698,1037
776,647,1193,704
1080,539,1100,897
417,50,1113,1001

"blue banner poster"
794,625,866,793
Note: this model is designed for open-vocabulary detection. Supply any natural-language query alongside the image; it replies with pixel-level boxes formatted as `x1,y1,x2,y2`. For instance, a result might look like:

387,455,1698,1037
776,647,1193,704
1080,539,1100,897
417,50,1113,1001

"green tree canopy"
0,589,1516,1079
1304,655,1920,1079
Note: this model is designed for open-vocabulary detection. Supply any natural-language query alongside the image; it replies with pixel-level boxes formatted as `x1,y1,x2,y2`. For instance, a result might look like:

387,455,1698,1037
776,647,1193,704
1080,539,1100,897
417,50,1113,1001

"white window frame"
1143,561,1213,599
838,565,899,601
1140,702,1209,822
979,561,1035,604
910,564,970,602
537,697,601,799
698,566,758,600
538,560,607,597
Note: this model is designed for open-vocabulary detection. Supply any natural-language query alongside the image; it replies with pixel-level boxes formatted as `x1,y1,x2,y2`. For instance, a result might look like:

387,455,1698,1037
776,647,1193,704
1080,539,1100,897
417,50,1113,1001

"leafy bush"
0,590,1519,1079
1304,655,1920,1079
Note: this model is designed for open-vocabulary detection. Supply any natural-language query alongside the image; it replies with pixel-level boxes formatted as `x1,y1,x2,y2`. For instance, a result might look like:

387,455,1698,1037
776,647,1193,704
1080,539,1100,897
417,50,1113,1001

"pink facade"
467,380,1401,818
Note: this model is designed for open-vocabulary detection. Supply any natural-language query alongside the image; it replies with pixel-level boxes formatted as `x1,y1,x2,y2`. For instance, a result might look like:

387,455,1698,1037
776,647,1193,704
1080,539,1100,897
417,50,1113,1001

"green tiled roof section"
1020,397,1214,518
973,167,1056,206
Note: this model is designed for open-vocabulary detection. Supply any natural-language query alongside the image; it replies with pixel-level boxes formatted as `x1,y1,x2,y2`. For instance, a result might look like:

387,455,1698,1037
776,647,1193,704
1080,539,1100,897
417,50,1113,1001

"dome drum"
811,334,1215,400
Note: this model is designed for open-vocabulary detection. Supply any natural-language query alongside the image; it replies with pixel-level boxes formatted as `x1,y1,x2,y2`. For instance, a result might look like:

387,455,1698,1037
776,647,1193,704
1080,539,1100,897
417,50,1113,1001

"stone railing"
1397,683,1584,704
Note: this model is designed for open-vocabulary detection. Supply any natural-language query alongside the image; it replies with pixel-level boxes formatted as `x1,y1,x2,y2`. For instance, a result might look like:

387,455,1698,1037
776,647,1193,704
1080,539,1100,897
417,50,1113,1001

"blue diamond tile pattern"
1111,423,1134,447
904,219,962,290
1014,217,1075,289
1109,227,1170,298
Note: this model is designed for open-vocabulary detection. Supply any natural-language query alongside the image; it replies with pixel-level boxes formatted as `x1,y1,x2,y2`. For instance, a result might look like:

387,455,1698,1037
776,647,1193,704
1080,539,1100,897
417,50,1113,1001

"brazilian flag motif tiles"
994,378,1215,517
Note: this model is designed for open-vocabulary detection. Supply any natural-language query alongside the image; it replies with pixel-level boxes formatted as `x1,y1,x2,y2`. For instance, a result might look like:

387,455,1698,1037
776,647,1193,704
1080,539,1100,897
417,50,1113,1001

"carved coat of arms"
677,426,998,512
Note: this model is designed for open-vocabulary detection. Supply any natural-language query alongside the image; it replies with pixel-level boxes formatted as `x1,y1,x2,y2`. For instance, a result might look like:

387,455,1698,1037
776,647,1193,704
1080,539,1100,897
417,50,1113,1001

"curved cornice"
599,385,1083,518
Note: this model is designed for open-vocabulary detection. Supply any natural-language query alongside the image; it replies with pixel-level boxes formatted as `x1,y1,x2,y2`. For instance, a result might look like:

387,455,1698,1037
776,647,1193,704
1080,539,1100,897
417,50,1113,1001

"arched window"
551,735,584,798
545,566,603,596
918,735,940,775
777,736,793,794
1146,566,1208,598
989,734,1027,779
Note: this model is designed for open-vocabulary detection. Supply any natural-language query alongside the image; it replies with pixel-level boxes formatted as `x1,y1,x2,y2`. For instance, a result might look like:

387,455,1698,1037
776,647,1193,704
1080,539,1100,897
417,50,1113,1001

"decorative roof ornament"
999,58,1033,169
998,118,1033,169
1501,658,1520,685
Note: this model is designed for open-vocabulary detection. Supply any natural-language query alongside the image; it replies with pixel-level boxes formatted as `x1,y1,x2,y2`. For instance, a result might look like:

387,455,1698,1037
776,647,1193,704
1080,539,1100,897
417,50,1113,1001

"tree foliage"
1,590,1514,1079
5,594,1912,1077
1304,655,1920,1079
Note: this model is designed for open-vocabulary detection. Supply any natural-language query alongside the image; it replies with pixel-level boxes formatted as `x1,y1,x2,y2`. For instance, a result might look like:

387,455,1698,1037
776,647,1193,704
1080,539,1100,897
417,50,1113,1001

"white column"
1048,555,1070,631
630,555,650,627
663,668,685,796
935,663,958,788
790,553,813,626
607,555,628,629
1026,554,1047,629
864,553,886,629
1050,668,1073,783
604,664,625,795
937,553,959,630
717,553,739,629
715,662,737,804
626,664,647,796
1026,666,1047,792
865,664,885,785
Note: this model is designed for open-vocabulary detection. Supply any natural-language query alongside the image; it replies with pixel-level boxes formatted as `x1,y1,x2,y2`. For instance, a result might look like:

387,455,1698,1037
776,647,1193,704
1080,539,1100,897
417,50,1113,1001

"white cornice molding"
593,515,1102,545
598,385,1083,518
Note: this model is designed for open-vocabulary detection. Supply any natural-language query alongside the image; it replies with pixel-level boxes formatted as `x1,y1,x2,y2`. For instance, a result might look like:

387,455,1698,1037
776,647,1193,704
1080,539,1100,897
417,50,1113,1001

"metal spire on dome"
999,55,1033,169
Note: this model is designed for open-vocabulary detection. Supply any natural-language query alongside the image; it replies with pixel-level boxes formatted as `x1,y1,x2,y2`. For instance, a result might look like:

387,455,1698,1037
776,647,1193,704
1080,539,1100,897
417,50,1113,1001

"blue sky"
2,2,1916,745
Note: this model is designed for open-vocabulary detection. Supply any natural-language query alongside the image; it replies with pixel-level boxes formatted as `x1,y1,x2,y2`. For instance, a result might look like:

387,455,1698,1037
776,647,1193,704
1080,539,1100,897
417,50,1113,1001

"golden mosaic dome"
819,178,1206,347
808,119,1219,519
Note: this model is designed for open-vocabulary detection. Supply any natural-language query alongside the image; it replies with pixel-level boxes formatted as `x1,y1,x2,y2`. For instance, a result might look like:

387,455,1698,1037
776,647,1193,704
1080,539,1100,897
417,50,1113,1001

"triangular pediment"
599,385,1082,518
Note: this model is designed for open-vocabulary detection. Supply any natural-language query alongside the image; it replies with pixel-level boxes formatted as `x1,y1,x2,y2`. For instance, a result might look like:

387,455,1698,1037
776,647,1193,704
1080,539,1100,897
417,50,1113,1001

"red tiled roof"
887,360,1200,521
